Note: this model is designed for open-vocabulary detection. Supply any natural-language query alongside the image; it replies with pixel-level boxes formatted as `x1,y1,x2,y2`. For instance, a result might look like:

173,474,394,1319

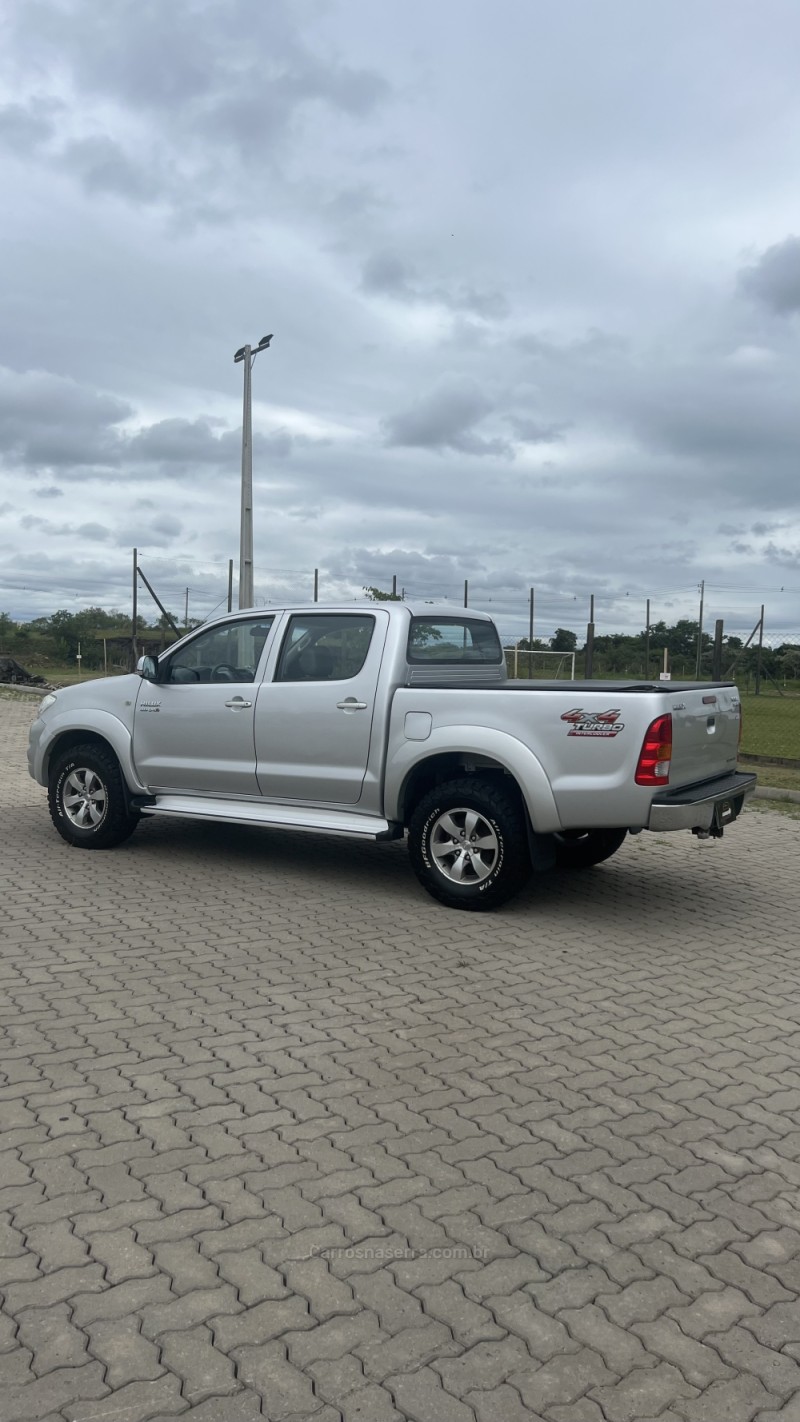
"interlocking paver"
15,1303,88,1374
2,696,800,1421
85,1315,164,1389
589,1362,699,1421
160,1324,237,1402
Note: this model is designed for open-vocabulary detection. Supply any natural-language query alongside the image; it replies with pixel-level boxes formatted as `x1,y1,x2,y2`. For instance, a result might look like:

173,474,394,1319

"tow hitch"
693,794,743,840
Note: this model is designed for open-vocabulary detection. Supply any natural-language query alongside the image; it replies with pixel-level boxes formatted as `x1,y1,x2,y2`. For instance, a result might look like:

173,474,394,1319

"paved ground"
2,694,800,1422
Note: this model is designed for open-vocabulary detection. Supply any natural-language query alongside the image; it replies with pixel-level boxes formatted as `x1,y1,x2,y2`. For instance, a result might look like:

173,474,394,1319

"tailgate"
669,686,740,786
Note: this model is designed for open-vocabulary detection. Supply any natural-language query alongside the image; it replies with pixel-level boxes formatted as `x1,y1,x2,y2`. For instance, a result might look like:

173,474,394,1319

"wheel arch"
40,712,145,798
386,730,561,833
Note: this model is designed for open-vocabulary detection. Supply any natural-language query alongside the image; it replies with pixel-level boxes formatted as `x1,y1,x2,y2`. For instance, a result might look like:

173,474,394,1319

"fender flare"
384,725,561,833
37,710,147,796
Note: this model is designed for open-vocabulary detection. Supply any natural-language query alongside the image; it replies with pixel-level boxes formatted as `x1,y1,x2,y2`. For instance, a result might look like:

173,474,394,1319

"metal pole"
645,598,650,680
227,559,233,613
184,587,189,632
239,346,253,608
136,567,181,636
464,579,469,608
313,568,319,603
529,587,534,678
712,619,724,681
695,579,705,679
755,605,765,696
585,594,595,679
392,575,397,598
131,547,138,670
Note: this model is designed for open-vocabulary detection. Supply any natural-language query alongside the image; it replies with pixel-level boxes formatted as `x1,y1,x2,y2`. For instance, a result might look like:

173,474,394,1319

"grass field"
739,693,800,761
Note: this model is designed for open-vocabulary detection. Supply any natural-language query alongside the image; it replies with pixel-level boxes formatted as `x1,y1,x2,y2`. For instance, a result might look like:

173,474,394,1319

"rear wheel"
48,743,139,850
408,776,531,911
554,827,627,870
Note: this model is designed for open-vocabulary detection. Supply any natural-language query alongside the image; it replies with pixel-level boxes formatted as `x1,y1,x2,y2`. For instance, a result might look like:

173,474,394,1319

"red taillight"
635,713,672,786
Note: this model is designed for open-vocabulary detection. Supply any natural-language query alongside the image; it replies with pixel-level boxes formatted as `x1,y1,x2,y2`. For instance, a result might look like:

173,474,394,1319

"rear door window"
407,617,503,664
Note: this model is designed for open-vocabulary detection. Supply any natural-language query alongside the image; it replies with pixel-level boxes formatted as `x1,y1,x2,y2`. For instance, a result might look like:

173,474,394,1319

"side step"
137,794,401,841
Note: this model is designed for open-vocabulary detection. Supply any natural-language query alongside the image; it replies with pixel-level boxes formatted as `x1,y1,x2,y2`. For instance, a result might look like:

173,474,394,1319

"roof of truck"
227,602,495,622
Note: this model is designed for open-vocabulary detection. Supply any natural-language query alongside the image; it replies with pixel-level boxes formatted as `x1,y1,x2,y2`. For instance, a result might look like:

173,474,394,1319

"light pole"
234,334,273,608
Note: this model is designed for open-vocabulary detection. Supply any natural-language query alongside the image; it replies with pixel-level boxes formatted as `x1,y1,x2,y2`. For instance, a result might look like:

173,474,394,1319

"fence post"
695,579,705,678
712,619,723,680
131,547,138,671
584,594,595,679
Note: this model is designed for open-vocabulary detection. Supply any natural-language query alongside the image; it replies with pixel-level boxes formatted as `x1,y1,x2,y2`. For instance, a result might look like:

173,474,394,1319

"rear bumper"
648,771,757,832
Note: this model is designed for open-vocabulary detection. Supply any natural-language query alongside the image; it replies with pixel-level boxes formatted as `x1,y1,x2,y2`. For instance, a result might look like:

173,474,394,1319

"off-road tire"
48,743,139,850
554,827,627,870
408,776,531,911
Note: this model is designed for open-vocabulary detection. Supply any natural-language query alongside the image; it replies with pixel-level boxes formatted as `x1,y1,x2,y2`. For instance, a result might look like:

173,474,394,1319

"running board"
137,795,400,840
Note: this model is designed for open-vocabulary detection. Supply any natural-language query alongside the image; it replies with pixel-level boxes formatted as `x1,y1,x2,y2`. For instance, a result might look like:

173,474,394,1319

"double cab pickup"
28,602,756,910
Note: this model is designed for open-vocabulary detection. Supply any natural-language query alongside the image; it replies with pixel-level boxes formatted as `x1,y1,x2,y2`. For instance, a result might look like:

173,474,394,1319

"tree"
363,585,401,601
551,627,577,652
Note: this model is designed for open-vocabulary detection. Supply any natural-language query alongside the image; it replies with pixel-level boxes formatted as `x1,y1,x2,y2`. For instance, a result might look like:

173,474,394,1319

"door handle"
337,698,368,711
225,697,253,709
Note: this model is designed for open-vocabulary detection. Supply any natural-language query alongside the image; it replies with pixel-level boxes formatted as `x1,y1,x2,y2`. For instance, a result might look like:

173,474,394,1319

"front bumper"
648,771,757,832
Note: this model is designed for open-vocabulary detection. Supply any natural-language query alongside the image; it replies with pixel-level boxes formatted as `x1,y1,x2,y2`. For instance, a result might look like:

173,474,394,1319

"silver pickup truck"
28,602,756,910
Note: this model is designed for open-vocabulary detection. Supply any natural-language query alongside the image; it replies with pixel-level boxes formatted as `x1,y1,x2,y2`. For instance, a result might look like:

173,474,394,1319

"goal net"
506,648,576,680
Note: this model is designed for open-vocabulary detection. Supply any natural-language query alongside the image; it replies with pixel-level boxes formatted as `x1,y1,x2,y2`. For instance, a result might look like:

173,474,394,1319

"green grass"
739,694,800,761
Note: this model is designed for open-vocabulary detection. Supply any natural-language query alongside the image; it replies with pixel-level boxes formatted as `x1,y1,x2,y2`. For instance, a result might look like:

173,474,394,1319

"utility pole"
227,560,233,613
464,579,469,608
645,598,650,679
392,574,397,599
695,579,705,679
313,568,319,603
184,587,189,632
234,334,273,609
529,588,535,678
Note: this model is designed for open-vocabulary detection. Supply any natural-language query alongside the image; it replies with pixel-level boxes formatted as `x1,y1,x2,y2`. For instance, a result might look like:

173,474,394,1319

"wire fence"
3,562,800,762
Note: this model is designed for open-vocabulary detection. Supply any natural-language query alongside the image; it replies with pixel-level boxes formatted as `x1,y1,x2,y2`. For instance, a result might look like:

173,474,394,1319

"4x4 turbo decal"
561,708,625,737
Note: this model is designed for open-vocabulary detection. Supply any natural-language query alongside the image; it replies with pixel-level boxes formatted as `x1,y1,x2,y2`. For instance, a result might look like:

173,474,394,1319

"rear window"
407,617,503,664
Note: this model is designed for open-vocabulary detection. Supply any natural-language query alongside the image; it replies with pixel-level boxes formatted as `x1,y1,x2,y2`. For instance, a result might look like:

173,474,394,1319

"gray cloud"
739,236,800,314
508,416,567,444
0,99,60,154
362,252,507,320
4,0,391,221
382,379,512,457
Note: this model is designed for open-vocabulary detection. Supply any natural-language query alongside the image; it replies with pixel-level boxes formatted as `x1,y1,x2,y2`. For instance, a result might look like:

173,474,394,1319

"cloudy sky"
2,0,800,645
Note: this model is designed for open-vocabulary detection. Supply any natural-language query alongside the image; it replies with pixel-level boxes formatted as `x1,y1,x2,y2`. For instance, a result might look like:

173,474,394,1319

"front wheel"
48,743,139,850
553,827,627,870
408,776,531,911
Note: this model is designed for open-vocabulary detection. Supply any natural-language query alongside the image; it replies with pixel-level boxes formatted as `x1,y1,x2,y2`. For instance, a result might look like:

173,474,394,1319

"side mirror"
138,655,159,682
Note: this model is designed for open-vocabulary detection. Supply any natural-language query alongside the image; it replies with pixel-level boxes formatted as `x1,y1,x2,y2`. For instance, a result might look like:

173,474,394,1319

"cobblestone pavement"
2,694,800,1422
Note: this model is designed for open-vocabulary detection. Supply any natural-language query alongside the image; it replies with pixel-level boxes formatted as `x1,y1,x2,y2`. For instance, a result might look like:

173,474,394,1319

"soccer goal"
506,648,577,680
